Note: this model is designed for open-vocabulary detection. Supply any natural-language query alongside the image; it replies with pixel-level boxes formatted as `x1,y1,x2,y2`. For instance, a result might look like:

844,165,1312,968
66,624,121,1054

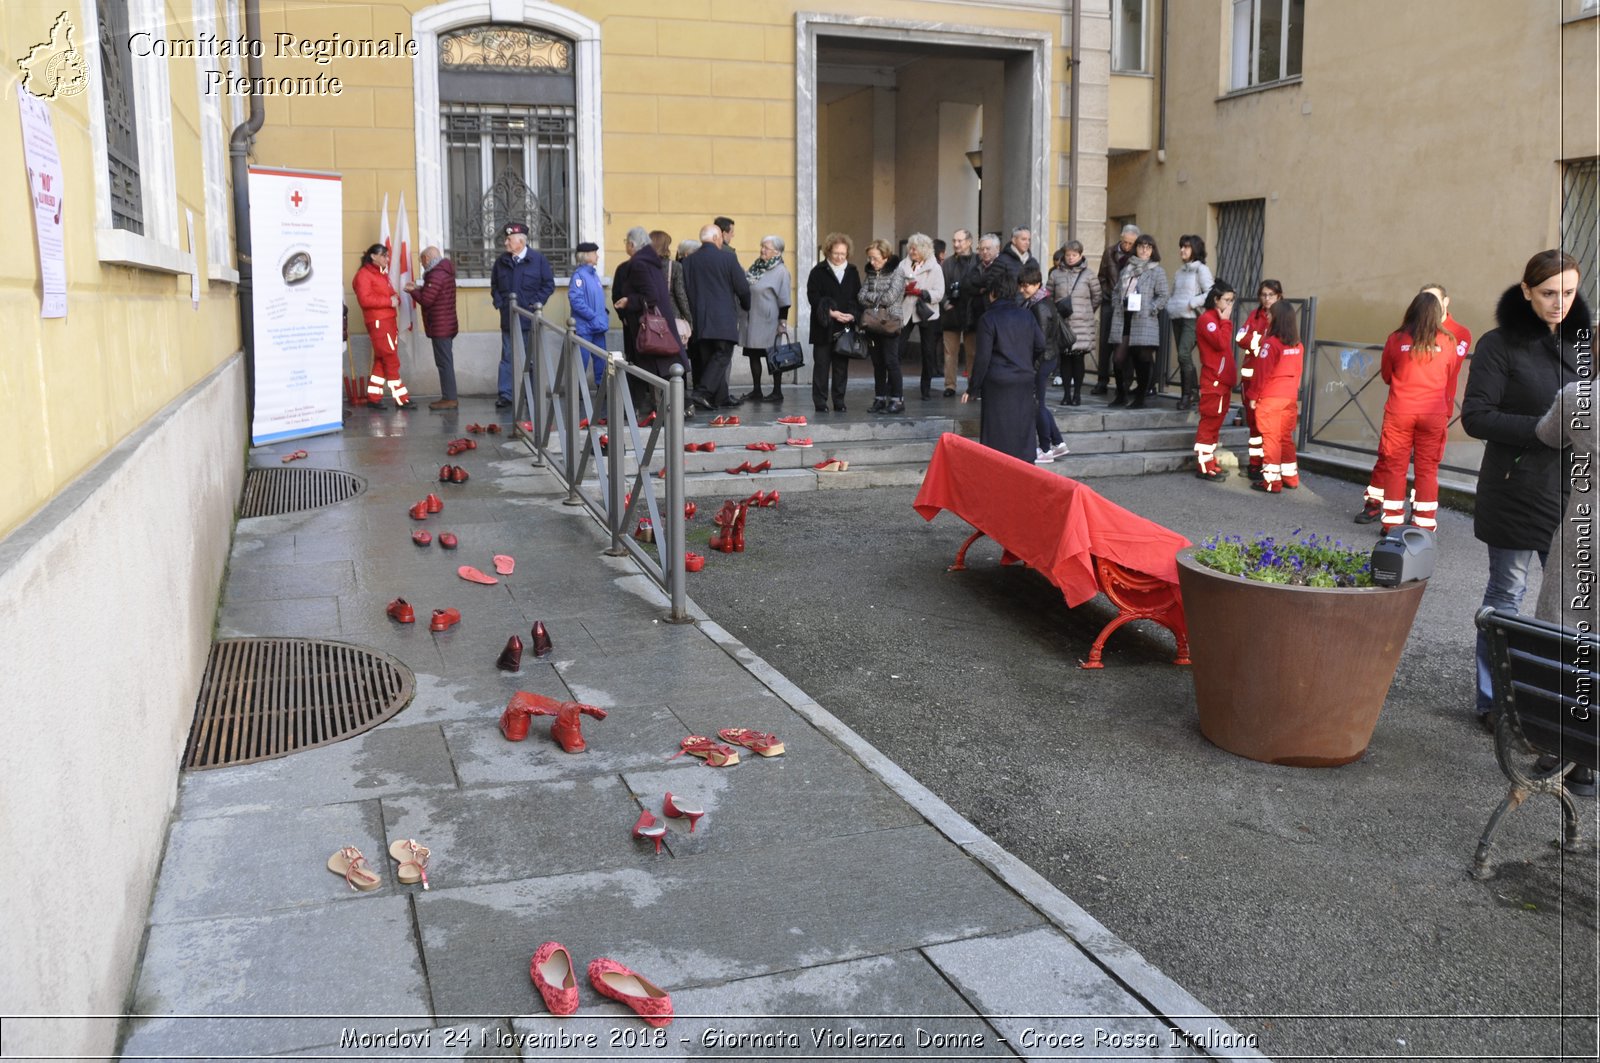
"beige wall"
1107,0,1593,344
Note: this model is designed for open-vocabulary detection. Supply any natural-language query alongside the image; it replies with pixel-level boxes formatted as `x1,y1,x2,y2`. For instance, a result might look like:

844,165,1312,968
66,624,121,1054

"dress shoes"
495,397,512,408
886,398,905,414
450,466,469,483
429,399,458,410
367,399,387,410
429,607,461,632
386,598,415,624
690,394,716,411
531,621,553,658
496,635,524,672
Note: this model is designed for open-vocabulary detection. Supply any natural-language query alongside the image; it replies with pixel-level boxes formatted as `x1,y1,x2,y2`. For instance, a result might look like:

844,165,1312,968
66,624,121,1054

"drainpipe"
1067,0,1081,242
1156,0,1169,164
229,0,266,424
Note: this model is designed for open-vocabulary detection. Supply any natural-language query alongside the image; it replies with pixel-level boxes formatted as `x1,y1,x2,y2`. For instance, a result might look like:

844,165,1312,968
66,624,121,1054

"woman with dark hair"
1020,263,1071,462
1048,240,1101,406
1368,292,1466,534
961,271,1046,463
1462,249,1589,732
1191,281,1237,481
1108,234,1169,408
858,238,907,413
352,243,411,409
1236,279,1284,479
1166,235,1215,410
1248,300,1304,493
806,233,862,413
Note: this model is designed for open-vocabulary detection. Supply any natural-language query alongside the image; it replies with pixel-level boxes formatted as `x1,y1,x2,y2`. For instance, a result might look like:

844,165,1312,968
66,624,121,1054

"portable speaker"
1371,527,1435,586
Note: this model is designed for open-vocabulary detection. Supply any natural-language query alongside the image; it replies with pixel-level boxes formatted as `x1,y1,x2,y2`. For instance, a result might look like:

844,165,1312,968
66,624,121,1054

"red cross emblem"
290,189,304,207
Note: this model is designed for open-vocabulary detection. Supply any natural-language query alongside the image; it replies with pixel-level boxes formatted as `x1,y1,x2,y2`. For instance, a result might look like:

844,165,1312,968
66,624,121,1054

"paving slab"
216,595,343,639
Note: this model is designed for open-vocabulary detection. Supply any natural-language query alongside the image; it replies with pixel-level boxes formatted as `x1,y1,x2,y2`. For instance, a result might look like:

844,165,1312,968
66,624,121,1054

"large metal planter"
1175,548,1428,766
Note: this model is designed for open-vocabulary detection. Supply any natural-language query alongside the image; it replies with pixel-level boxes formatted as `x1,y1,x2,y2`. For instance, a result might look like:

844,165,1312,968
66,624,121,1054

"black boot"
742,356,766,403
1128,361,1150,409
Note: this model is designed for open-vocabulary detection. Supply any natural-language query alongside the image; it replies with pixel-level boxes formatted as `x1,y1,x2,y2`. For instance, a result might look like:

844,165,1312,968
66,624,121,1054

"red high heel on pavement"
450,465,470,483
549,700,608,753
748,460,772,473
530,942,580,1016
588,957,673,1027
531,621,553,658
409,501,430,520
759,490,780,508
424,494,443,513
496,635,523,672
639,411,657,427
671,735,740,767
439,464,453,482
386,598,415,624
662,791,705,832
632,809,667,854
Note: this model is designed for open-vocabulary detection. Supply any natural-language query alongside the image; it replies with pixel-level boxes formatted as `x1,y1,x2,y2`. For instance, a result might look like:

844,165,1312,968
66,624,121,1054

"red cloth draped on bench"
912,432,1192,668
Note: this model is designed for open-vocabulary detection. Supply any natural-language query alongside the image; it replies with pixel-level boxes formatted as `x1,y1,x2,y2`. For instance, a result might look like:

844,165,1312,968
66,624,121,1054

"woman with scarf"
1107,234,1169,409
739,236,794,403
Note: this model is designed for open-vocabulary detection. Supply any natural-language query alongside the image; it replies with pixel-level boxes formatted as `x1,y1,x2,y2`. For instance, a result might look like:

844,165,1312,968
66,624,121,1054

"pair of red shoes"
578,417,608,429
499,689,604,751
530,943,672,1026
709,415,741,427
438,465,469,483
464,422,501,435
708,501,747,553
387,599,461,632
745,441,778,452
685,441,717,453
493,623,553,674
741,490,779,508
446,438,476,455
408,494,444,520
632,792,705,855
412,530,458,549
776,415,807,426
725,460,771,475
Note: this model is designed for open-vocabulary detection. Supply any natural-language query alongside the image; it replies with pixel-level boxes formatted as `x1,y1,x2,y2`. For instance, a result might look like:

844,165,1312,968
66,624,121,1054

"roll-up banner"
248,166,343,445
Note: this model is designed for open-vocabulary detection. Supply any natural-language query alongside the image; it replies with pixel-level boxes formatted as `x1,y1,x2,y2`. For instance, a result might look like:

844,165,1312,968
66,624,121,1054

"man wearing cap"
682,223,751,410
489,222,555,408
567,241,609,395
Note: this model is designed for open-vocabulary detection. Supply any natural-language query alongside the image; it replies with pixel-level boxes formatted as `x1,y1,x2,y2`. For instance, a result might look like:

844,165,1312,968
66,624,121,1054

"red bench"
912,433,1192,669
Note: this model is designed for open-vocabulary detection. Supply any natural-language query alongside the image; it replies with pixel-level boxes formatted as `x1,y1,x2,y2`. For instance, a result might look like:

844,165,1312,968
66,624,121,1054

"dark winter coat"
971,299,1046,390
615,244,685,361
409,256,459,338
995,244,1039,280
1462,285,1592,550
490,247,554,330
806,261,861,343
1025,290,1072,366
941,252,981,331
681,241,750,343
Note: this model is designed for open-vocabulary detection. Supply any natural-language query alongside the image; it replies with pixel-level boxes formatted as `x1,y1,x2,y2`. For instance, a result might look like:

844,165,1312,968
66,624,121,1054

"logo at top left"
19,12,89,100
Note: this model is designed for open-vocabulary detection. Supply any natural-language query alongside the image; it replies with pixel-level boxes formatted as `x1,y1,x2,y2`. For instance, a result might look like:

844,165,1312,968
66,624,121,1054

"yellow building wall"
1561,9,1598,160
0,0,243,538
1108,73,1153,153
1106,0,1578,345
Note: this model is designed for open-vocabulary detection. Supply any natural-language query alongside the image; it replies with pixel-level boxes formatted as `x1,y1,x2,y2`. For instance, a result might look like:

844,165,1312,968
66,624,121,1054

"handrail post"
523,298,545,467
561,320,582,505
605,352,628,555
665,364,689,622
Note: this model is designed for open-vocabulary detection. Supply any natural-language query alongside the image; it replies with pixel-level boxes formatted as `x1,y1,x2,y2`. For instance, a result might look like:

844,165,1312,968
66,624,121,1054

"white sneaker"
1048,442,1071,458
1034,449,1055,464
1052,375,1063,386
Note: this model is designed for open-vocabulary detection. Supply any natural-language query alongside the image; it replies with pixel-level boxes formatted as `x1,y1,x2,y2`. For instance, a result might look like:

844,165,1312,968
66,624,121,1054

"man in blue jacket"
489,221,555,408
681,223,751,409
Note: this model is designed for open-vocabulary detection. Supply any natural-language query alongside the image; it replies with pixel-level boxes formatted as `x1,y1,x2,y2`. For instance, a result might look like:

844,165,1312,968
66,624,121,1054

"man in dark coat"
681,223,751,409
961,271,1045,464
406,245,459,410
1093,224,1139,394
940,228,981,395
489,221,555,408
995,226,1040,280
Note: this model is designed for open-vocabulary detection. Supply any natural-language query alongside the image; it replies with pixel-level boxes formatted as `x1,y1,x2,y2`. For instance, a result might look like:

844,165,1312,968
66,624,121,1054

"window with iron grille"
1214,198,1264,299
1562,158,1598,317
439,25,576,278
98,0,143,234
1230,0,1304,91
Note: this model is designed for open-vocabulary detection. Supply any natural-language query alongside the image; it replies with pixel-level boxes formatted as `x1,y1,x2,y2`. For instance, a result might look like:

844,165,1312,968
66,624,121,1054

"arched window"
437,23,576,278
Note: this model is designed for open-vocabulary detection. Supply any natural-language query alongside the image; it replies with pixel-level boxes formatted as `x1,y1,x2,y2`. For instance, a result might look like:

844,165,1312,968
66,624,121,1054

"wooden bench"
913,433,1191,669
1470,606,1600,880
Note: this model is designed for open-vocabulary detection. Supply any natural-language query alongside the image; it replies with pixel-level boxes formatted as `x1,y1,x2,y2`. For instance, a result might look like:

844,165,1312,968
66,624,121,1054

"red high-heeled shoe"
639,411,657,427
662,791,705,832
496,635,523,672
748,460,772,473
531,621,553,658
731,502,748,552
632,809,667,855
588,957,673,1027
549,700,608,753
725,461,754,475
409,501,429,520
450,465,470,484
530,942,579,1016
759,490,780,508
439,464,453,482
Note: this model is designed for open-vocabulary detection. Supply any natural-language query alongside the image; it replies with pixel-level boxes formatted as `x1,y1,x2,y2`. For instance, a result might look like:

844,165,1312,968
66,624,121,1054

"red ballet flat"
530,942,579,1016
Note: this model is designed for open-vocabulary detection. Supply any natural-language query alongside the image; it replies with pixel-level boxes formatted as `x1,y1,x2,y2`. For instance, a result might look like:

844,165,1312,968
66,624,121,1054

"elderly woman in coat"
1048,240,1102,406
739,236,794,404
897,232,946,400
1108,233,1169,409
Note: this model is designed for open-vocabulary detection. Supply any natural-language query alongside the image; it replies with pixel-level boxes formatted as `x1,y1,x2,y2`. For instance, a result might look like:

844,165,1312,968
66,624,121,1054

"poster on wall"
17,92,67,319
247,166,343,445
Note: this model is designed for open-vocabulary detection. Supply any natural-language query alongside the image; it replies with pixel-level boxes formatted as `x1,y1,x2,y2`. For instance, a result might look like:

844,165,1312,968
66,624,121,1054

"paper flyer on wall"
248,166,343,445
17,92,67,319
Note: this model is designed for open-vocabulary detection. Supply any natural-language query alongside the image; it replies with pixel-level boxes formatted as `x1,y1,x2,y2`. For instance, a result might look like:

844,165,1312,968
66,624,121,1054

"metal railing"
508,295,691,622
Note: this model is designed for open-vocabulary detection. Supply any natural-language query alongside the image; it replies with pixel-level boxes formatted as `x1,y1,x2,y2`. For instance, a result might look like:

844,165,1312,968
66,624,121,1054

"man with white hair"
681,222,751,409
996,225,1039,280
489,222,554,408
1093,223,1140,395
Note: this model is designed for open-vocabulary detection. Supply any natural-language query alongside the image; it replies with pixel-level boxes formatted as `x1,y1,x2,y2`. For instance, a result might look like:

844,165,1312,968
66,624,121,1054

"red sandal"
718,727,785,757
670,735,740,767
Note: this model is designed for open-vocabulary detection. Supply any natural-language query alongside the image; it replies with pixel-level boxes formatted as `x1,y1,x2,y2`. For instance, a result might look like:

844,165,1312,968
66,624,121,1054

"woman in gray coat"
739,236,794,403
1048,240,1101,406
1165,235,1215,410
1108,234,1170,409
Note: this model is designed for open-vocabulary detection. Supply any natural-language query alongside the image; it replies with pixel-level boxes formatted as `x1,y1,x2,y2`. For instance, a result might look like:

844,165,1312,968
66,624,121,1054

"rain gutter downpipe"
1156,0,1169,163
229,0,266,424
1067,0,1081,241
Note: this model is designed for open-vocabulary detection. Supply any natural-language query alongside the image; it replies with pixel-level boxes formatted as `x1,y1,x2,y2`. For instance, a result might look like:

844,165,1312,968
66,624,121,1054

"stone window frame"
79,0,192,274
412,0,603,290
192,0,238,283
1228,0,1305,92
1111,0,1148,75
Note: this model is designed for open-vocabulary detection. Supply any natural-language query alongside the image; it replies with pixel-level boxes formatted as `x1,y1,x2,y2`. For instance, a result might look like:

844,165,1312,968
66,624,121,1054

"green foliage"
1192,530,1375,588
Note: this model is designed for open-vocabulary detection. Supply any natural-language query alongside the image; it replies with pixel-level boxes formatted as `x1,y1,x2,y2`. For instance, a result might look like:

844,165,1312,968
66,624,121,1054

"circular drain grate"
182,638,414,770
239,466,365,518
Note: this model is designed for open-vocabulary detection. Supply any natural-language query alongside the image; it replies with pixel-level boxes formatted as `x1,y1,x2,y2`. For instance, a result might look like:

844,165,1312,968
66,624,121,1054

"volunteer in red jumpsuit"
1249,300,1304,493
1356,284,1471,524
353,243,411,409
1235,279,1282,480
1369,291,1466,532
1192,281,1237,480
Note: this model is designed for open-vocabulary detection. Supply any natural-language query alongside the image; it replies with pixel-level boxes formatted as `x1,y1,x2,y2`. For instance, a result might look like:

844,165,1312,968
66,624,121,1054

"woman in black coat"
614,229,687,416
806,232,862,413
962,272,1046,464
1461,248,1589,727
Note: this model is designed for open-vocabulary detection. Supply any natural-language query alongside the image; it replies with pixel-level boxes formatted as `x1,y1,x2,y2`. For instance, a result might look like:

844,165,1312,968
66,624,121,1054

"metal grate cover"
182,638,414,769
240,467,364,518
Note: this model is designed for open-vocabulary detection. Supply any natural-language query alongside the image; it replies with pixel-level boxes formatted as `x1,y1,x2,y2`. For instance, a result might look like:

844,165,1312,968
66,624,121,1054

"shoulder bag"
766,325,805,373
861,306,900,335
636,302,679,356
833,326,869,359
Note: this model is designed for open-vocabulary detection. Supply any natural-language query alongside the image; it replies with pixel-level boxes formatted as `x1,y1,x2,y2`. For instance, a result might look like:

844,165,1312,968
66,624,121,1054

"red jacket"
353,263,397,330
1237,307,1270,397
1381,328,1464,416
1195,309,1237,391
410,256,459,338
1443,314,1472,357
1255,335,1304,400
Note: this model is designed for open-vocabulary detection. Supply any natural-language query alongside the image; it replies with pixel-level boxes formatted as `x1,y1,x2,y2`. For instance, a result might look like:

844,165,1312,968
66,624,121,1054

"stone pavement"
117,390,1267,1062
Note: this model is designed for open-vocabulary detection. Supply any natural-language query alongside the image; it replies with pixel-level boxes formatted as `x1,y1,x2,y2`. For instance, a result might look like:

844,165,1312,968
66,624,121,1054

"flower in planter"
1193,529,1374,588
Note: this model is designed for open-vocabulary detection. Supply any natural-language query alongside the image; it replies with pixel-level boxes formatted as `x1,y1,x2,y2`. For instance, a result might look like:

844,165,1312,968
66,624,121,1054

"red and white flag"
395,193,415,332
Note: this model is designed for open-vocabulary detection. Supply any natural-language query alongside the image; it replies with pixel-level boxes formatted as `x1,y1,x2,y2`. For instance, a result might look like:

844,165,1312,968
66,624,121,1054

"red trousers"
365,317,406,401
1193,389,1231,473
1377,410,1447,529
1243,396,1263,468
1255,397,1298,488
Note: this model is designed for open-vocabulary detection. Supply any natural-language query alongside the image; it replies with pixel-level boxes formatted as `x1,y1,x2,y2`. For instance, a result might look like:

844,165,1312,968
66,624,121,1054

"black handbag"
833,327,868,358
766,327,804,373
913,294,934,322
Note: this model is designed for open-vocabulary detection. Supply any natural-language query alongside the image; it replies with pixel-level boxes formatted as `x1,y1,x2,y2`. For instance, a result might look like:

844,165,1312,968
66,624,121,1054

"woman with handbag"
859,239,907,414
739,236,794,404
1107,234,1169,409
897,233,946,400
614,225,687,418
806,233,862,413
1048,240,1101,406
